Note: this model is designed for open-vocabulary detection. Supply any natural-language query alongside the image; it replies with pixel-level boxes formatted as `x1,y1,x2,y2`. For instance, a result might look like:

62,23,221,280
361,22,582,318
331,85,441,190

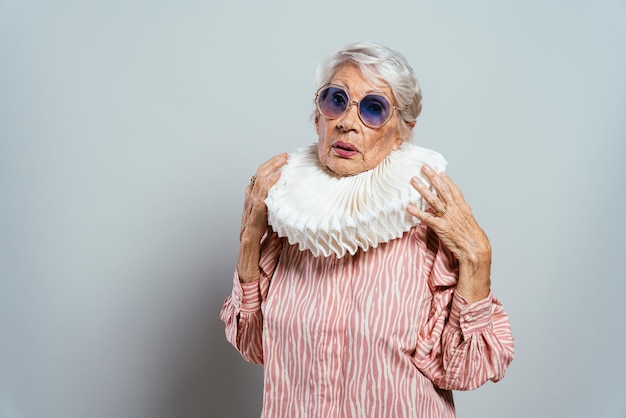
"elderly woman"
220,42,514,417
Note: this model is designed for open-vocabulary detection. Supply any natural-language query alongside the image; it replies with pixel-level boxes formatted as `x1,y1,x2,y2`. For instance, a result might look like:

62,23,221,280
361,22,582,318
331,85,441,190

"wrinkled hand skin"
407,164,492,303
237,153,288,283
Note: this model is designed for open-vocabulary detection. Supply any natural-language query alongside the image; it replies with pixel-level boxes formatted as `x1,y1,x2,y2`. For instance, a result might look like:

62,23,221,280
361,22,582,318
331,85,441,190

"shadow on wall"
153,259,264,418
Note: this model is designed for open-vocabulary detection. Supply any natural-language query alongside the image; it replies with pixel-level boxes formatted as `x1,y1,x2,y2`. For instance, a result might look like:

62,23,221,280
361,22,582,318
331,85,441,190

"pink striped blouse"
220,224,514,417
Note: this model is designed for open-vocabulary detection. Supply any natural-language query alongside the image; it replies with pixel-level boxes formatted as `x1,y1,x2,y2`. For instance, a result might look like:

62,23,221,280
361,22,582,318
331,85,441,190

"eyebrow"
329,82,389,98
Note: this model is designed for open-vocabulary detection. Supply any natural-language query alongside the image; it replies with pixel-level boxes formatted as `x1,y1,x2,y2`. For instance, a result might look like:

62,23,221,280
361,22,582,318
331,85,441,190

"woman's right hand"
237,153,288,283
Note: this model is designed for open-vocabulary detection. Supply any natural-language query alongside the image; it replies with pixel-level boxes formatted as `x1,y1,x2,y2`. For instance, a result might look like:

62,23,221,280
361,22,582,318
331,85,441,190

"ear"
393,136,403,151
314,115,320,135
393,121,415,150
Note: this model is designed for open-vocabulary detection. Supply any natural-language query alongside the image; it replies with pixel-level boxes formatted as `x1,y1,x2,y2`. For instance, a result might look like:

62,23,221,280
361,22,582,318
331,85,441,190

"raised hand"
237,153,288,283
407,164,492,303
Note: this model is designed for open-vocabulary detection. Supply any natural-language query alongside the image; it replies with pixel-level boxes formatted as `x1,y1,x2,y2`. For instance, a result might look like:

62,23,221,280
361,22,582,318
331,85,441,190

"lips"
332,141,359,158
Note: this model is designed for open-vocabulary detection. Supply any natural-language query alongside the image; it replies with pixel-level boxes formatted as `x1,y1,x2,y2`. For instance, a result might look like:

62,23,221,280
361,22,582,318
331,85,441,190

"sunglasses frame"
315,83,405,129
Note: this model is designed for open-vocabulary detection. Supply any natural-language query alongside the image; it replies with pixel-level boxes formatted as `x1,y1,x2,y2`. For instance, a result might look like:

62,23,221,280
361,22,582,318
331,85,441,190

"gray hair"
314,41,423,135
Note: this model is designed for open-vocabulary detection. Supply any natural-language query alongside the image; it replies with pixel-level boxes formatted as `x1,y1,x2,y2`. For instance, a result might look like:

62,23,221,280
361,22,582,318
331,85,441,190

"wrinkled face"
315,64,410,177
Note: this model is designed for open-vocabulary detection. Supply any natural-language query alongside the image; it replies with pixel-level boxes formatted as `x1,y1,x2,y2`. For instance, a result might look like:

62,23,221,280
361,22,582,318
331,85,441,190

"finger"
410,176,447,215
410,176,434,202
438,171,465,202
244,153,288,221
258,153,288,176
430,171,469,216
406,202,446,231
249,153,288,190
420,164,454,203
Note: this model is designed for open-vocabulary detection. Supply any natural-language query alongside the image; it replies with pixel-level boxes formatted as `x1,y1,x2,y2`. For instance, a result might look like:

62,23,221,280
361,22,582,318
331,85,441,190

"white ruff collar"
265,142,447,258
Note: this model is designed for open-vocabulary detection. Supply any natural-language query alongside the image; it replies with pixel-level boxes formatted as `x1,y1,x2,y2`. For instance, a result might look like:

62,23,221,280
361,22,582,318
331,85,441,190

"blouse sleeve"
219,228,283,365
412,227,515,391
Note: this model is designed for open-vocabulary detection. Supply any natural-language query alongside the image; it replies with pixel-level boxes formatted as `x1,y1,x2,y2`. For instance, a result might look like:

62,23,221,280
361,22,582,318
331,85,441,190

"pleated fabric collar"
265,142,447,258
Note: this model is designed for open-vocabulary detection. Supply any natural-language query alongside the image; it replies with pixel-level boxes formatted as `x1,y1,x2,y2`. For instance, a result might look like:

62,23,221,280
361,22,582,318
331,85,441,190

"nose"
337,101,360,131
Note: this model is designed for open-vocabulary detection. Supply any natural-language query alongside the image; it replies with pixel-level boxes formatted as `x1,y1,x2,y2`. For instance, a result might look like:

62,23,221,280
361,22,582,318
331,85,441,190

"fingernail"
422,164,432,173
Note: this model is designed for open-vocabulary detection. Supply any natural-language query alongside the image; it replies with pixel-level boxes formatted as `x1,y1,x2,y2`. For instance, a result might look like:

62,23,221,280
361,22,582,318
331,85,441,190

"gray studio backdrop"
1,1,625,417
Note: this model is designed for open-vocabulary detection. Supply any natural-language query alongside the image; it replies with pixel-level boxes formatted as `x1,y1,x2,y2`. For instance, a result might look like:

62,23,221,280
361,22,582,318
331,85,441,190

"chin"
319,150,365,177
326,162,363,177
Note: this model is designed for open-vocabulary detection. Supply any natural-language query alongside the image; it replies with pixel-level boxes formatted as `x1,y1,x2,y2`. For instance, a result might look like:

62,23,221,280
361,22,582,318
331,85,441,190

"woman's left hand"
407,164,492,303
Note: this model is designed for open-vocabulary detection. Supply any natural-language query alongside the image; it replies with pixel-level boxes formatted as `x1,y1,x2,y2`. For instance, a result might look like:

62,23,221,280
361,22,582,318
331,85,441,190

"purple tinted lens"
317,86,393,127
318,86,349,118
359,95,391,127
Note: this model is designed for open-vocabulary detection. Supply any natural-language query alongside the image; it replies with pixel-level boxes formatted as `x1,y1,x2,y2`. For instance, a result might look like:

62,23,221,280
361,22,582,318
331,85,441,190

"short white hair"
315,41,423,135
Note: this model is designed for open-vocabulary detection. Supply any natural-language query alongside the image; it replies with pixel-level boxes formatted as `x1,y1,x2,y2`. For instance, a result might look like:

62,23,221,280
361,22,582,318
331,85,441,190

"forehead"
330,64,390,95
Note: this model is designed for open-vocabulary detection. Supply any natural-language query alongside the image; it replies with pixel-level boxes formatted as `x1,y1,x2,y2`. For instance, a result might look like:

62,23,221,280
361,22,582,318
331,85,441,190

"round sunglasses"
315,84,404,129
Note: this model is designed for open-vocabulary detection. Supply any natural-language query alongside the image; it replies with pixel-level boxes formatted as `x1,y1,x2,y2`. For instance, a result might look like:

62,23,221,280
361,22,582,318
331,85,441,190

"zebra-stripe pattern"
220,225,514,417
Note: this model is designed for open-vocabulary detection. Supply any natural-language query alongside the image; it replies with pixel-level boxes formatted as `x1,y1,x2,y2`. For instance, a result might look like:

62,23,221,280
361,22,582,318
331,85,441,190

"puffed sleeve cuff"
232,272,262,314
449,291,494,338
